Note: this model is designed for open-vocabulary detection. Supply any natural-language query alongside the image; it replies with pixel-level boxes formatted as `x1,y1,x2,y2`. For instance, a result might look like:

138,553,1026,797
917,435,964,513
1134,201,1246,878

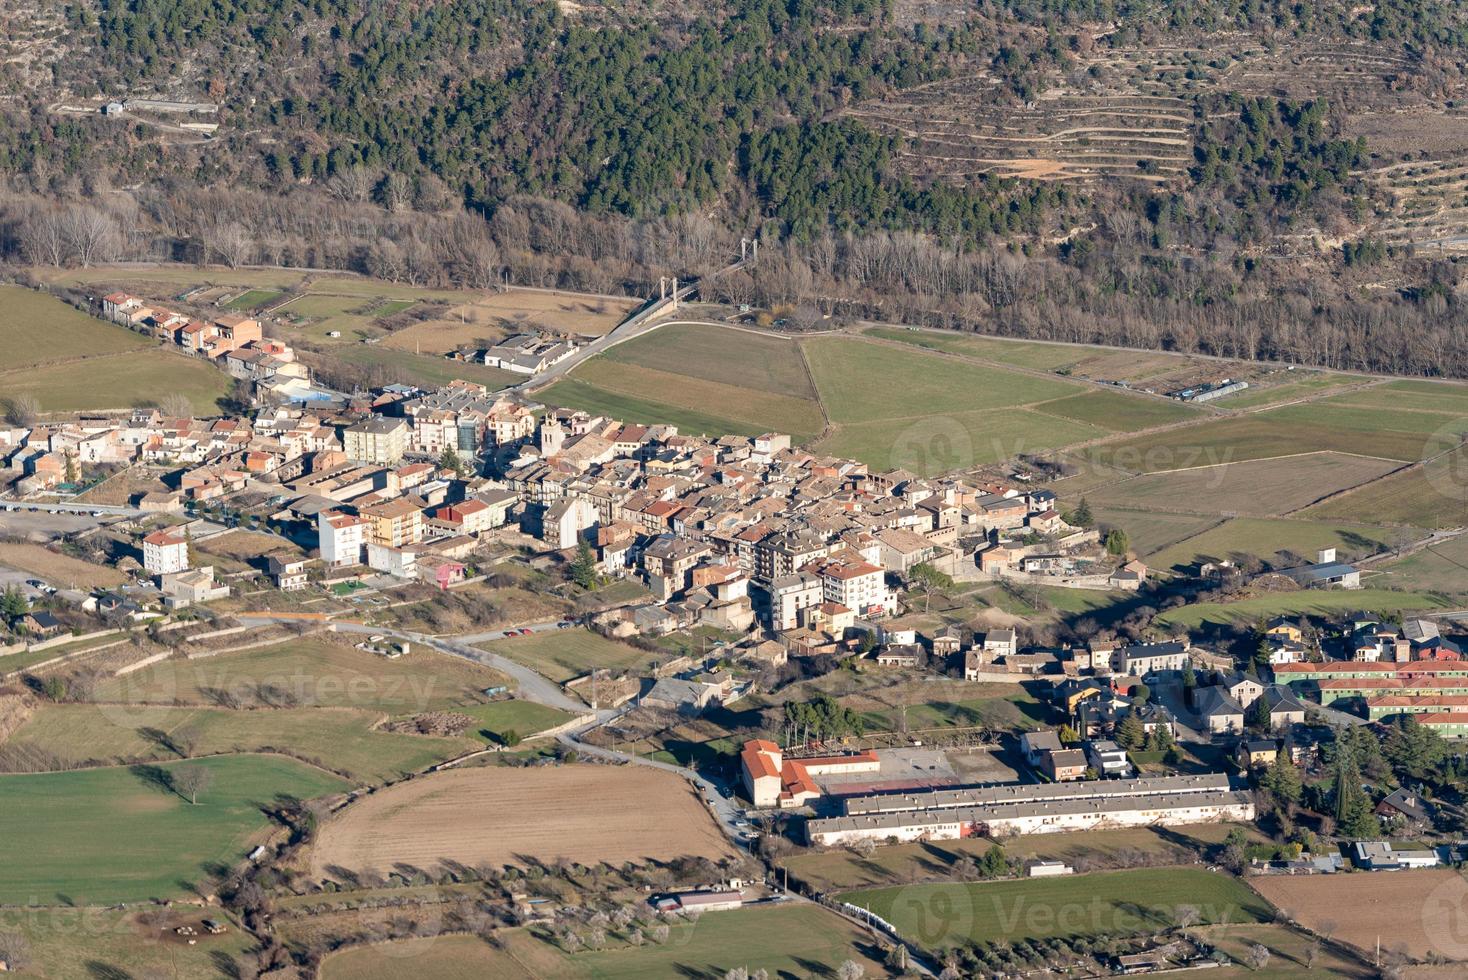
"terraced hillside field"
844,79,1192,184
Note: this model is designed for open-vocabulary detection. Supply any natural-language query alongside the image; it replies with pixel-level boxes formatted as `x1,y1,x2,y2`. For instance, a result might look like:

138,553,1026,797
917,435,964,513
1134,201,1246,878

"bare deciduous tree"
3,394,40,426
206,220,253,269
160,393,194,419
20,208,67,266
0,930,31,972
326,165,376,203
174,764,213,805
61,205,120,267
1245,944,1270,970
380,171,412,213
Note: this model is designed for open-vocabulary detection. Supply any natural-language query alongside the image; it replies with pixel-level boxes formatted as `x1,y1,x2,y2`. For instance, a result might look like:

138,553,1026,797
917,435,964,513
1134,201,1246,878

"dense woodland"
4,0,1468,374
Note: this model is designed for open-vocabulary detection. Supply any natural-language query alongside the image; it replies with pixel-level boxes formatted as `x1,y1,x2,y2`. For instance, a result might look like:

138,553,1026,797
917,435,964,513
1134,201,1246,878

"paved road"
227,612,755,843
518,287,697,392
519,256,749,394
239,615,591,714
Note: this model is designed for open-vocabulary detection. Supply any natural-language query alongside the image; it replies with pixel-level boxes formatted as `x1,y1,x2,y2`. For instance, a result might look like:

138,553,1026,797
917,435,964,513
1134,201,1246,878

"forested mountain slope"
6,0,1468,374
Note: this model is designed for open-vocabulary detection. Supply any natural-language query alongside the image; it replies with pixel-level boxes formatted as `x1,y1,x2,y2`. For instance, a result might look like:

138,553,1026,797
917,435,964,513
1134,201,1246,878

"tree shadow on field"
210,950,244,979
85,963,135,980
917,840,960,874
1116,900,1171,931
129,763,177,798
325,864,363,887
136,726,185,757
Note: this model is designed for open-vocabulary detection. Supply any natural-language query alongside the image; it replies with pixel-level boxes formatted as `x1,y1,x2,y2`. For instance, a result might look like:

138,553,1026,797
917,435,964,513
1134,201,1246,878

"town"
3,282,1468,980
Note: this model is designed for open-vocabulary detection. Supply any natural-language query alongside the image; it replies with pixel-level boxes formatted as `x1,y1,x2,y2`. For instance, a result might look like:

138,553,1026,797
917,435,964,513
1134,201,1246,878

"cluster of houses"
498,415,1087,650
99,292,319,402
1246,614,1468,736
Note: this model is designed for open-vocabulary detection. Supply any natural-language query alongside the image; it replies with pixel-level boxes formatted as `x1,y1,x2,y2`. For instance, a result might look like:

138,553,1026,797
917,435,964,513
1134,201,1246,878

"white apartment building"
142,529,189,575
818,556,893,618
768,572,823,631
317,510,368,567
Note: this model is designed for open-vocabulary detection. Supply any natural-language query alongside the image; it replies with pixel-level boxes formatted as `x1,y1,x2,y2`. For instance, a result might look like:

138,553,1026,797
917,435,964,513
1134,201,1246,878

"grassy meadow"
0,755,346,905
843,868,1271,950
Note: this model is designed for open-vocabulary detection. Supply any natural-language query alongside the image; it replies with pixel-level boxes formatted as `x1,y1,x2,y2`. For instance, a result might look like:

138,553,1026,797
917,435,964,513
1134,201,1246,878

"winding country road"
237,613,750,841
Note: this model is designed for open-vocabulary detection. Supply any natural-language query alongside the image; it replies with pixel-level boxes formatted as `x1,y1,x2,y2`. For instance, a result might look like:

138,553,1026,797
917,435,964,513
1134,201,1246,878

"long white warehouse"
806,773,1252,847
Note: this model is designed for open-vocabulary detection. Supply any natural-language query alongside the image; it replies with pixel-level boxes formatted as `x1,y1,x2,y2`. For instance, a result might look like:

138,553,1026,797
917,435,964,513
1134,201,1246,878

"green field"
223,287,285,310
0,906,254,980
1091,508,1224,558
1200,923,1373,979
1088,414,1434,474
1300,447,1468,528
478,628,659,683
862,325,1098,371
812,406,1103,474
330,344,522,390
1153,588,1451,629
279,292,387,340
518,905,886,980
1145,517,1399,572
844,868,1271,950
90,638,510,713
0,348,234,415
1032,389,1199,431
0,286,229,415
458,700,578,741
553,357,825,439
1377,534,1468,596
0,645,73,676
854,687,1047,733
6,703,475,784
1328,377,1468,414
1221,373,1368,409
787,823,1259,894
603,322,816,397
803,336,1081,422
1090,453,1400,519
540,376,783,438
0,285,149,370
323,905,889,979
0,755,346,905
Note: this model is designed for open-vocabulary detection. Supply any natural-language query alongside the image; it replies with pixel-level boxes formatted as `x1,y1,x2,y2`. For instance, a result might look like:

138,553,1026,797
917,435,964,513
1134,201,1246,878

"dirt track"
310,763,736,878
